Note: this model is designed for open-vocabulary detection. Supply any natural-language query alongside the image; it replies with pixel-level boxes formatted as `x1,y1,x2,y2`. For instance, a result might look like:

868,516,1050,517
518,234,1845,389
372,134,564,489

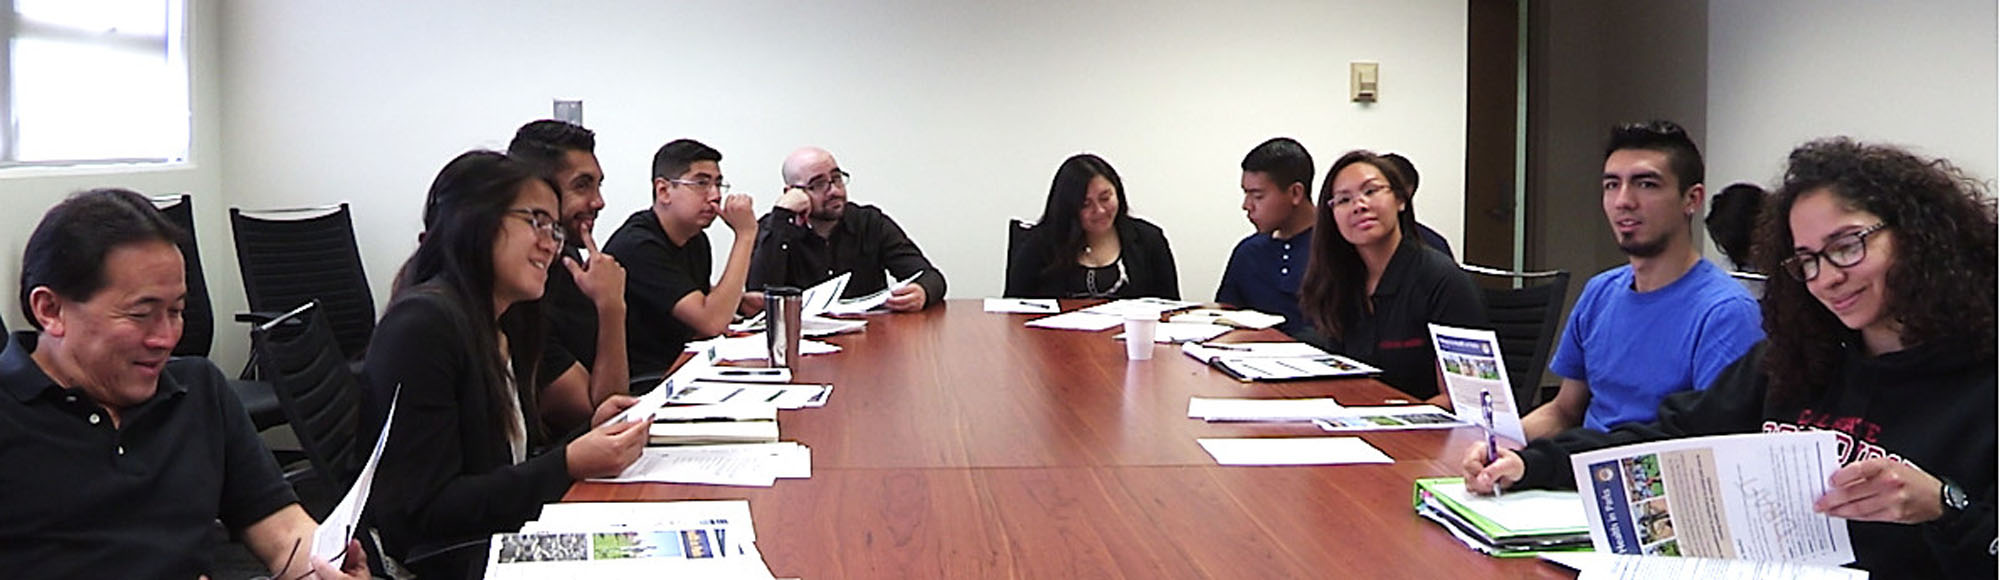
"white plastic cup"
1123,315,1158,360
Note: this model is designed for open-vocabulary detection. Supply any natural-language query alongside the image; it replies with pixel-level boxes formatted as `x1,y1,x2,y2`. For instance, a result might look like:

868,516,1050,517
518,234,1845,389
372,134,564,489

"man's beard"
1617,232,1668,258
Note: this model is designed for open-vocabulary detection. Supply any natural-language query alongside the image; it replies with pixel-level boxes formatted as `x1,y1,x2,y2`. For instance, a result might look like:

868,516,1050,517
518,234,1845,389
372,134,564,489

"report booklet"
1567,431,1854,566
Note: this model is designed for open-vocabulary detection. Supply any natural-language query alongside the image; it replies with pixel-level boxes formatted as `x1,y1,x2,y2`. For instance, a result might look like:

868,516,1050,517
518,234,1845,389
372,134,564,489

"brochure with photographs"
1567,431,1855,567
1426,324,1526,444
1314,405,1468,432
1179,341,1382,382
486,528,775,579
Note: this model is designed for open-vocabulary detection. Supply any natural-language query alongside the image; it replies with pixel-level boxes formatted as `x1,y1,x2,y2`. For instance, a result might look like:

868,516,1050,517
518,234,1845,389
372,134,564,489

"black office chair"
1004,218,1035,285
230,203,376,362
1460,264,1570,411
152,194,288,431
251,302,363,488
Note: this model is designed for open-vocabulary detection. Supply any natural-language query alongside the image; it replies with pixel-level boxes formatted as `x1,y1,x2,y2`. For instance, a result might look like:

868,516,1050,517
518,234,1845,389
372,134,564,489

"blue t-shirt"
1550,259,1763,431
1215,227,1311,335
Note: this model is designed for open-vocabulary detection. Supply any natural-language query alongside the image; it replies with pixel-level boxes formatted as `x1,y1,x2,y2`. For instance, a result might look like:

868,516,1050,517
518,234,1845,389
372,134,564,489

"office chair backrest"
253,301,363,488
1460,264,1570,411
152,194,215,358
230,203,376,360
1006,218,1035,277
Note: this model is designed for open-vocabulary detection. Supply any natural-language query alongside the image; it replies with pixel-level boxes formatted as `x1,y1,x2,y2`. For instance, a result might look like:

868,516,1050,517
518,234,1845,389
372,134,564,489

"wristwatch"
1941,477,1970,514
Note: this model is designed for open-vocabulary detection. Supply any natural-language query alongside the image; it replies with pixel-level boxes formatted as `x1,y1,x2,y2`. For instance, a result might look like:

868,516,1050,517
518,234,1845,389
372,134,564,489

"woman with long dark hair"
1005,153,1179,299
1298,150,1484,401
364,151,648,578
1463,139,1996,577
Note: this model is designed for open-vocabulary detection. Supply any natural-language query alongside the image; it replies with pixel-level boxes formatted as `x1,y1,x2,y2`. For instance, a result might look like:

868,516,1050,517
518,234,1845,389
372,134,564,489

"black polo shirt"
0,331,296,578
602,209,711,377
748,203,947,307
1312,240,1487,399
536,242,596,385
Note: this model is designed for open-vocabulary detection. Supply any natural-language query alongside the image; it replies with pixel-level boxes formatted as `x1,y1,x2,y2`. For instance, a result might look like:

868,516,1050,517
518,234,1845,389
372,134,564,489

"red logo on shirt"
1378,337,1426,350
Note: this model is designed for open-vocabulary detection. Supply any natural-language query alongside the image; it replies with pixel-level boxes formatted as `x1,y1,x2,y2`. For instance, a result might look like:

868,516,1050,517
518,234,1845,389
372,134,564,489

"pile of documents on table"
1412,477,1591,557
485,500,776,579
1180,341,1381,381
595,348,821,487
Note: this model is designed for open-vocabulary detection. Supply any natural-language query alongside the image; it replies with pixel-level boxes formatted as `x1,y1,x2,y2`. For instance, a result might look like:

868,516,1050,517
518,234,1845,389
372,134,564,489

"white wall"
217,0,1470,322
1708,0,1999,210
0,0,243,368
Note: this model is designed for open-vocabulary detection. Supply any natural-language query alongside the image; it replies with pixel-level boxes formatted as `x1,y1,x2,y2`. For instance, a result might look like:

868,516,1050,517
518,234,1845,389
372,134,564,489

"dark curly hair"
1755,138,1997,405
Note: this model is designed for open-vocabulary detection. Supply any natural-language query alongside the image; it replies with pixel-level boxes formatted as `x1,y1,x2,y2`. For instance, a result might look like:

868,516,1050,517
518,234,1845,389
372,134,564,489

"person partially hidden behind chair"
1006,153,1180,299
603,138,759,378
744,147,946,313
0,189,367,579
1297,150,1486,404
1216,137,1317,335
1463,138,1995,578
503,119,630,433
1515,121,1763,440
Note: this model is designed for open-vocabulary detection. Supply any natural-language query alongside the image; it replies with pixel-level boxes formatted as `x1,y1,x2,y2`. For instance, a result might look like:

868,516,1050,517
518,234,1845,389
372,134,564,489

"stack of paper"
648,404,779,445
1078,297,1200,318
1180,342,1381,381
1540,552,1867,579
492,500,776,579
1116,322,1231,343
592,442,812,487
1187,397,1345,422
1169,308,1286,330
1313,405,1468,432
822,270,924,315
668,381,832,410
1195,437,1393,465
1024,310,1122,331
1412,477,1591,557
983,298,1060,314
728,313,866,337
685,334,842,361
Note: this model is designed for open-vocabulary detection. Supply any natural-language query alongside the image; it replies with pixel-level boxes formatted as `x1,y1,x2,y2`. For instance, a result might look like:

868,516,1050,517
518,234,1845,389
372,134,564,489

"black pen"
716,369,784,376
719,388,743,402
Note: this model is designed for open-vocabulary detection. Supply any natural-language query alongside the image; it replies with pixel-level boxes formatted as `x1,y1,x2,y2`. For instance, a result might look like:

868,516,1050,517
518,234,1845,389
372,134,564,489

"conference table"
565,299,1575,578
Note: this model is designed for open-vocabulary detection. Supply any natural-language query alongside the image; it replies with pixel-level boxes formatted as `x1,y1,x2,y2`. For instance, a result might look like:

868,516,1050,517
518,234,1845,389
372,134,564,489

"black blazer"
362,285,572,579
1005,217,1180,299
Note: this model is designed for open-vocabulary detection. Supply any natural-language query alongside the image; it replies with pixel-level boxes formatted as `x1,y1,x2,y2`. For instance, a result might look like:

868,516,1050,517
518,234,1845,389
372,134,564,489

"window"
1,0,188,167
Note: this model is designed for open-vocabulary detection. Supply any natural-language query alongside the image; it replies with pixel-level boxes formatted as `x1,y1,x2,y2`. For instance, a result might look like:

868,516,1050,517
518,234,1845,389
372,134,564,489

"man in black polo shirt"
603,139,758,378
506,120,629,431
0,189,366,579
745,147,946,312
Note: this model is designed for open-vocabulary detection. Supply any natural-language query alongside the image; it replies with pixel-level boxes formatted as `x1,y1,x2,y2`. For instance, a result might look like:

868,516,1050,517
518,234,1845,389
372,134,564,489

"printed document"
1196,437,1393,465
1541,552,1867,580
1314,405,1468,432
1169,308,1286,330
1568,431,1853,566
1116,322,1231,343
1427,323,1526,444
1024,310,1123,331
984,298,1060,314
312,388,396,566
823,270,924,315
1187,396,1345,422
1078,297,1200,318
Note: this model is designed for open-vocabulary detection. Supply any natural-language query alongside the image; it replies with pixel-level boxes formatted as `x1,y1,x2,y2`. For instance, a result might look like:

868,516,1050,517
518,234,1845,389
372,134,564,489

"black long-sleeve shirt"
748,203,946,307
1005,217,1180,300
1514,340,1996,578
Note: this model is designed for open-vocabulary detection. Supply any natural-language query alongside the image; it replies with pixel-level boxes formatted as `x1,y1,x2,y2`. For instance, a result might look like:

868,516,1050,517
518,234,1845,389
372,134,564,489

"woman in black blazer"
363,151,648,579
1005,153,1180,299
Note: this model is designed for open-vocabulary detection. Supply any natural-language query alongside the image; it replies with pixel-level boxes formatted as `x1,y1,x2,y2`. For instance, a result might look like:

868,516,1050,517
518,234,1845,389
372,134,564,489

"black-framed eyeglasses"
1781,222,1887,282
507,208,567,245
790,169,850,195
667,177,731,193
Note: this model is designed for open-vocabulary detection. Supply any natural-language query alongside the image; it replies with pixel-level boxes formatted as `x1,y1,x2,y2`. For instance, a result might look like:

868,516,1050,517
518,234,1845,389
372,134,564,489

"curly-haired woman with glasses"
1461,138,1995,577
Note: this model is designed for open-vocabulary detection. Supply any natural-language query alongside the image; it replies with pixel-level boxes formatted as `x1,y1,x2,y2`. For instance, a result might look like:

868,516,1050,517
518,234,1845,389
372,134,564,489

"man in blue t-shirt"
1518,121,1763,439
1216,137,1317,335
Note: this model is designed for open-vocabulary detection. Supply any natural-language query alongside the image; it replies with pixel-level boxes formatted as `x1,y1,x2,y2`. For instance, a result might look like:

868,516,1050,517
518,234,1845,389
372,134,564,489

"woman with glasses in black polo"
1463,138,1996,578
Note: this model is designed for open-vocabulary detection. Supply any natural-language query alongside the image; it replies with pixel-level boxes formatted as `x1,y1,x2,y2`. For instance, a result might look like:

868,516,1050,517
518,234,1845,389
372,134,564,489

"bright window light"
4,0,188,167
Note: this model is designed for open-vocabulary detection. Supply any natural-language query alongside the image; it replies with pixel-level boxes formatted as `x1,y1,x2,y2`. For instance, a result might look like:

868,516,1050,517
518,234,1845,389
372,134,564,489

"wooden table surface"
565,300,1575,578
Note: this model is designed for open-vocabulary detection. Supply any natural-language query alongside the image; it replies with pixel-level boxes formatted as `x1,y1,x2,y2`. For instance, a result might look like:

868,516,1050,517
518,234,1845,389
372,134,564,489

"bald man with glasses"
745,147,946,313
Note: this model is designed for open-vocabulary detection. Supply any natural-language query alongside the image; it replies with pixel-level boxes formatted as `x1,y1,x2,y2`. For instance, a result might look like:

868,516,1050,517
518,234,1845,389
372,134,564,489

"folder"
1412,477,1592,557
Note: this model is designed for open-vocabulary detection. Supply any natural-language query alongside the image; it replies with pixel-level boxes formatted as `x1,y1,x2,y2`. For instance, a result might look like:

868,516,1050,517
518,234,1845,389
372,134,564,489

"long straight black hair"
1298,150,1419,340
1032,153,1130,277
397,150,556,445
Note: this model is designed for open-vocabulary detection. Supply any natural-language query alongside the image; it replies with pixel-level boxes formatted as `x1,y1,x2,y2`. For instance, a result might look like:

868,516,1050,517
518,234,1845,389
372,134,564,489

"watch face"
1945,481,1971,510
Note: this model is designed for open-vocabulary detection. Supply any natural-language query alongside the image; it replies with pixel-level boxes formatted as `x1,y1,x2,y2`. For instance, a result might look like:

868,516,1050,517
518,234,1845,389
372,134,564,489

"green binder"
1412,477,1594,558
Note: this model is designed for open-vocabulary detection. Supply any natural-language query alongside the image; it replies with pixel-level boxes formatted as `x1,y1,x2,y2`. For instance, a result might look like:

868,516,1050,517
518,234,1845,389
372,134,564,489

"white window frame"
0,0,190,169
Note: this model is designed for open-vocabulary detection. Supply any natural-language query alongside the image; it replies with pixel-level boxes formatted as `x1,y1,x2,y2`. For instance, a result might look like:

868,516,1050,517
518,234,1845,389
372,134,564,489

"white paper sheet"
823,270,924,315
685,334,842,361
1169,308,1286,330
606,347,720,426
799,272,851,316
1077,297,1201,318
1179,341,1335,363
1541,552,1868,580
983,298,1060,314
1196,437,1394,465
311,388,397,566
1424,479,1590,533
1313,405,1469,432
1186,397,1346,422
671,381,831,409
592,442,812,486
1024,310,1122,331
527,500,756,539
1116,322,1231,343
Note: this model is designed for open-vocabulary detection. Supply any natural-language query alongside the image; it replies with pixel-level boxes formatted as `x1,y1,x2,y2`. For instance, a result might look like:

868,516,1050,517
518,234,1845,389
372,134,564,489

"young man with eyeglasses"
505,120,629,432
744,147,946,313
602,139,758,378
1516,121,1763,439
